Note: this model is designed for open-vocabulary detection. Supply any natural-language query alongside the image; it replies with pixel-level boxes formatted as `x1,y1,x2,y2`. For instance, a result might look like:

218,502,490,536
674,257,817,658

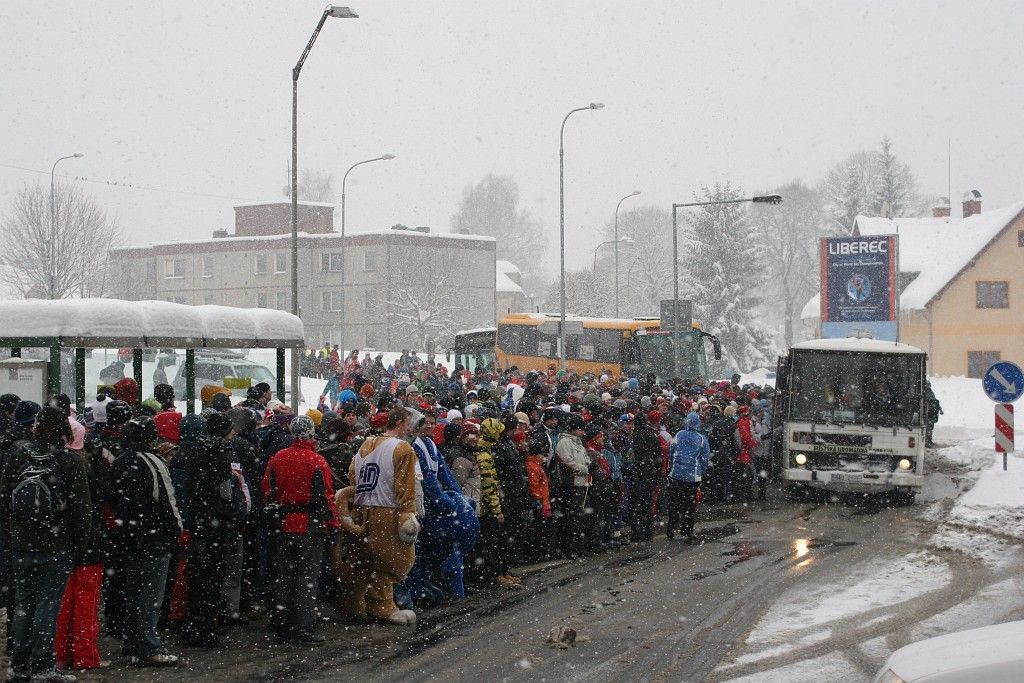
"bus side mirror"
712,339,722,361
445,352,451,363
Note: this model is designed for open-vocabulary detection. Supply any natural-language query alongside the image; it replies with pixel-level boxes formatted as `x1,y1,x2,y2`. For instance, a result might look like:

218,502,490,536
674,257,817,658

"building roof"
111,229,495,254
495,260,524,294
802,201,1024,318
234,200,335,209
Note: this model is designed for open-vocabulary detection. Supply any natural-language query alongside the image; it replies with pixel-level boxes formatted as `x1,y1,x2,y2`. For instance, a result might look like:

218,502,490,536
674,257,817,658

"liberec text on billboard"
819,235,899,341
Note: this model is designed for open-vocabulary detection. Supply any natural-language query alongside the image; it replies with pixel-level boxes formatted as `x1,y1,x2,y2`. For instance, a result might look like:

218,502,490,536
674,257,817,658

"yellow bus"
453,314,720,380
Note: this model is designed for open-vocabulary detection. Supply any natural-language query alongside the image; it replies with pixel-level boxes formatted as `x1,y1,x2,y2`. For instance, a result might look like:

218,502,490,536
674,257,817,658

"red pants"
55,563,104,670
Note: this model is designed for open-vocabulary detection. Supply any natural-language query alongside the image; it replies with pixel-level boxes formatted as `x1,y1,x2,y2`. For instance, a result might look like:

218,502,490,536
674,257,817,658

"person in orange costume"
334,407,420,625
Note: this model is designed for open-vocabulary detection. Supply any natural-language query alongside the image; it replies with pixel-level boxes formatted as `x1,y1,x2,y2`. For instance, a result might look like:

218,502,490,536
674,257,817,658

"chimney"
931,197,951,219
962,190,982,219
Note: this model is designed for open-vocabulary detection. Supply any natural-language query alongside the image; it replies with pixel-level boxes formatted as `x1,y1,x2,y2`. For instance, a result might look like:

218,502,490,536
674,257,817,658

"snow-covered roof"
802,201,1024,318
495,260,524,294
0,298,304,348
454,327,497,336
111,229,496,253
791,337,925,355
234,200,335,209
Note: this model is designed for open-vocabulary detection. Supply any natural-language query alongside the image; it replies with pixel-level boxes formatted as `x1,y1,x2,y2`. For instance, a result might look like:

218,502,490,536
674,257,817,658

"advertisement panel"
819,235,899,341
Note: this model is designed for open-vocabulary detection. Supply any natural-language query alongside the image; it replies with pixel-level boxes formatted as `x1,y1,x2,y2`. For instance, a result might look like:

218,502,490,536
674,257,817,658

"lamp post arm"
293,10,331,81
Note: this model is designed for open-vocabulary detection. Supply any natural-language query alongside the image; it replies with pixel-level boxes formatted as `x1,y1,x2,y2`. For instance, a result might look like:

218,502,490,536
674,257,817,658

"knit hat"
290,415,317,440
359,383,376,398
14,400,41,425
459,421,480,439
306,408,324,427
723,405,737,418
141,398,162,415
206,411,234,438
0,394,20,414
114,377,140,406
446,409,463,421
201,384,231,407
515,411,530,426
154,410,183,443
370,412,388,430
211,393,233,412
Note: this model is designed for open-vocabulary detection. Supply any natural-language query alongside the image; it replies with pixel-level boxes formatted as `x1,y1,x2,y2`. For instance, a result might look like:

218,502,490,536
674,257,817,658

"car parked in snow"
874,619,1024,682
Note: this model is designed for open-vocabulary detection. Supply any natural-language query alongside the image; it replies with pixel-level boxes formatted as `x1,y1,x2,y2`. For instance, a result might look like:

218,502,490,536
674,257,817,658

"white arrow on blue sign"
983,361,1024,403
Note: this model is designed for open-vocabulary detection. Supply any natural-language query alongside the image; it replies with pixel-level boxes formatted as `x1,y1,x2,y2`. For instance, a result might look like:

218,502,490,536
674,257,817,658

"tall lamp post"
49,153,83,299
670,193,782,377
613,190,640,317
339,153,394,352
290,5,358,410
593,236,633,272
558,102,603,370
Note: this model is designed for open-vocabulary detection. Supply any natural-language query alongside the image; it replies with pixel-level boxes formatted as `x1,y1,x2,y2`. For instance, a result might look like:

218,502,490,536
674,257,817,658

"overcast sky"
2,0,1022,283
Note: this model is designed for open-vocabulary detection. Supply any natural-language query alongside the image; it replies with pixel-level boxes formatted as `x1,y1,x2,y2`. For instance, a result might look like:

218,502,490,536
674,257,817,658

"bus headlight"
794,453,807,466
898,459,911,470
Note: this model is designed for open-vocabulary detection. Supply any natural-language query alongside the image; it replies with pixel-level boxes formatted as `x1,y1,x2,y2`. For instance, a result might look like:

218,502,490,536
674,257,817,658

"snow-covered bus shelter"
0,298,304,414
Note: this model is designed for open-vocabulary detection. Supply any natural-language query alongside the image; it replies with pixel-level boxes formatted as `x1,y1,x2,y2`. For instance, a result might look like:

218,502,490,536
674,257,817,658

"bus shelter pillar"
276,348,287,402
75,348,86,415
48,344,61,399
184,349,196,415
132,349,144,403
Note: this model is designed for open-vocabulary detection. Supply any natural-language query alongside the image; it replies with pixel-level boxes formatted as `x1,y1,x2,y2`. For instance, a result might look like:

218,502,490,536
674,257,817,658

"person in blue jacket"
666,412,710,543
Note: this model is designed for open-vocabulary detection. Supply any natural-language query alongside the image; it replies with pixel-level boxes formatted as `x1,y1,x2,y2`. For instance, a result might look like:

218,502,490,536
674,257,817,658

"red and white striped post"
995,403,1014,471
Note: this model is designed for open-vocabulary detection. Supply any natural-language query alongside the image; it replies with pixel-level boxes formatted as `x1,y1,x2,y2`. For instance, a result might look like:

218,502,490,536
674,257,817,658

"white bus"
774,337,927,505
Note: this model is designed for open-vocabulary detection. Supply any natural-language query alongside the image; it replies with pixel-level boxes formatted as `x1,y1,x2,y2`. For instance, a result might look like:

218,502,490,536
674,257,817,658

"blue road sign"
983,361,1024,403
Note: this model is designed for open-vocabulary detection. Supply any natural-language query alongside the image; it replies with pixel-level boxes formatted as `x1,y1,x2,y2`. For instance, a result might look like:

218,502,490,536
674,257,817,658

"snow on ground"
720,652,864,683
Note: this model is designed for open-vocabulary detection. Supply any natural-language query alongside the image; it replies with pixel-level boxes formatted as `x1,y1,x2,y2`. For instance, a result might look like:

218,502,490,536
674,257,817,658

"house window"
1019,230,1024,247
274,253,287,274
363,251,377,271
255,254,268,275
968,351,1001,379
201,256,214,278
145,261,156,280
276,291,287,310
256,292,268,308
321,253,343,272
164,258,185,279
166,295,187,304
976,281,1009,309
321,291,343,311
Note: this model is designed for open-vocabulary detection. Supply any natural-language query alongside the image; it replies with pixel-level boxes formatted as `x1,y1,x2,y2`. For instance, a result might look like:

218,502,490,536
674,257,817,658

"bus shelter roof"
0,298,304,349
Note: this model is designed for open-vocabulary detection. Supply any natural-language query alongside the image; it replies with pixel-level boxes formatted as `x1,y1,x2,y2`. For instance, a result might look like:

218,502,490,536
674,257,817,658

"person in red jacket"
734,406,759,502
262,416,339,644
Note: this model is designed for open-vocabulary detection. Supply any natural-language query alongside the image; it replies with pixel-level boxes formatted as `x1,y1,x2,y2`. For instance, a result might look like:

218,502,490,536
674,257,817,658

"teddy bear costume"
334,433,420,625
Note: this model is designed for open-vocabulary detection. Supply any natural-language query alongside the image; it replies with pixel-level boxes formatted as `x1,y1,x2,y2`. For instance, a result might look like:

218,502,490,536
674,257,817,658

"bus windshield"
454,331,496,373
788,350,924,427
634,332,707,380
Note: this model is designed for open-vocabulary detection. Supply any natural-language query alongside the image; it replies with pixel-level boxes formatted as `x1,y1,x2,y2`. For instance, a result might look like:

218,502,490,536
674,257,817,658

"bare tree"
599,205,678,316
542,269,614,318
751,180,827,347
451,174,548,285
383,246,469,350
297,169,334,203
0,180,122,299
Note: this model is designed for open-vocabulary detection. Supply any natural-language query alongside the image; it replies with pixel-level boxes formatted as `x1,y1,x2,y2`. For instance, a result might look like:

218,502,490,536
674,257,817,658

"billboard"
819,235,899,341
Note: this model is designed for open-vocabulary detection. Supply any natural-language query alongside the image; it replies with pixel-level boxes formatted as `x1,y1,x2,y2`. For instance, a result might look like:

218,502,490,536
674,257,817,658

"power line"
0,162,265,202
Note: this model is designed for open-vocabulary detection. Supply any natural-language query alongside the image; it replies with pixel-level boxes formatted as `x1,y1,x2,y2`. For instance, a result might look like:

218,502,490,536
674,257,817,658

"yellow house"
802,196,1024,377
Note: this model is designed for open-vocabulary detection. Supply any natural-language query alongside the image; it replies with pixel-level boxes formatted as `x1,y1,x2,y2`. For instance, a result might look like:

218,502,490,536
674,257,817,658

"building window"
145,261,156,280
364,330,378,349
257,292,268,308
255,254,268,274
166,295,187,305
1019,230,1024,247
968,351,1001,378
275,253,287,274
203,294,217,305
321,253,343,272
363,251,377,271
363,289,379,312
976,281,1009,308
164,258,185,279
321,291,343,311
201,256,214,278
276,291,287,310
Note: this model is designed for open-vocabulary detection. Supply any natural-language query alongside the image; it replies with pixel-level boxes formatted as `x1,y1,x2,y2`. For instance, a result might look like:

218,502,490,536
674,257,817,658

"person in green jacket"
0,405,91,683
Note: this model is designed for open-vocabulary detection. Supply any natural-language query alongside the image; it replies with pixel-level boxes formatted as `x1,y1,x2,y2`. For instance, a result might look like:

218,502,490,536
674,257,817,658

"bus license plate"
830,473,843,482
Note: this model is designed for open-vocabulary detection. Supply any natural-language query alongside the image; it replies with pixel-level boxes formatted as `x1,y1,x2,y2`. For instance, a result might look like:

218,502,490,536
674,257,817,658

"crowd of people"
0,351,777,682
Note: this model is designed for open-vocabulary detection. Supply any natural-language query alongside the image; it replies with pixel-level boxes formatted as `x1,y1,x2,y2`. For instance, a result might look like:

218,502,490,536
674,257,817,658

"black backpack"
10,447,67,526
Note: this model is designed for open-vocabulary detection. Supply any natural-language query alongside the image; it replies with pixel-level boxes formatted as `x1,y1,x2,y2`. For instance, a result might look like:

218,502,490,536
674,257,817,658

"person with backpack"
666,412,711,542
184,412,241,648
111,416,182,667
0,406,91,683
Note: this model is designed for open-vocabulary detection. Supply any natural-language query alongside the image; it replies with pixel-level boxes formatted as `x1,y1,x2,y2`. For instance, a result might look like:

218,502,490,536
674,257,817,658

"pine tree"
684,183,776,375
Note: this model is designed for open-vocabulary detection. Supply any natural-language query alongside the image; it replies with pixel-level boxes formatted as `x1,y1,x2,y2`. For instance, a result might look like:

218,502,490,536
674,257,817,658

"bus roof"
454,327,497,336
498,313,662,331
791,338,925,355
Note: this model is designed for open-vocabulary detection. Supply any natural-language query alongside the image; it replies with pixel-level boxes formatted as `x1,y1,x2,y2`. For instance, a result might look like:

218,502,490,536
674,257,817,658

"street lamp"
613,190,641,317
669,193,782,378
559,101,603,370
290,5,358,410
593,236,634,272
49,152,83,299
339,153,395,352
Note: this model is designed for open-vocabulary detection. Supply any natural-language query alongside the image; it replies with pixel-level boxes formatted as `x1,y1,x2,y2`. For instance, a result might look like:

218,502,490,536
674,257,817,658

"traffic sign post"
983,362,1022,470
995,403,1014,470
